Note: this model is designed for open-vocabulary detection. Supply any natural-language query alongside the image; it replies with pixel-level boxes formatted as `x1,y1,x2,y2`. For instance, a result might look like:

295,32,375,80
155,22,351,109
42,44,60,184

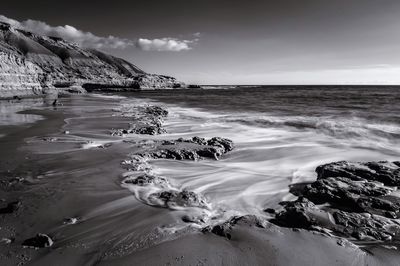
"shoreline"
0,94,399,265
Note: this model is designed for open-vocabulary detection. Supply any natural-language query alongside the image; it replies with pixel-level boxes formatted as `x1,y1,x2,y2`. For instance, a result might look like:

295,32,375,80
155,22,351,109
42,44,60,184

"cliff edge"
0,22,184,98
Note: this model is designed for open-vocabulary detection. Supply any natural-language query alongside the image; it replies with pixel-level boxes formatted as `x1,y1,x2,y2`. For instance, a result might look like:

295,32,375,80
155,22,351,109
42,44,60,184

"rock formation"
271,161,400,242
0,22,184,98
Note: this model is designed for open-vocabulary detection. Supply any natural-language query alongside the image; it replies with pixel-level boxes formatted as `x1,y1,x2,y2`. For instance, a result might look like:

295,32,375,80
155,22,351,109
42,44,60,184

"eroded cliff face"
0,22,184,98
0,52,43,98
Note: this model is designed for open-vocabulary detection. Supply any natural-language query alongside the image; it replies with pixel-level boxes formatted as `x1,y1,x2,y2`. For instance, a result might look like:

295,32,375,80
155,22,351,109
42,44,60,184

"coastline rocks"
111,105,168,136
22,233,53,248
149,190,209,209
122,173,210,211
203,215,268,240
302,177,399,216
136,137,234,160
316,161,400,186
123,174,170,188
273,198,400,241
271,160,400,242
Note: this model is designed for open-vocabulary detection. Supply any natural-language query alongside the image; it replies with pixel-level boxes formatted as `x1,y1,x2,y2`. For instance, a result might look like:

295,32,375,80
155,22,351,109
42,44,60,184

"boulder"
22,233,53,248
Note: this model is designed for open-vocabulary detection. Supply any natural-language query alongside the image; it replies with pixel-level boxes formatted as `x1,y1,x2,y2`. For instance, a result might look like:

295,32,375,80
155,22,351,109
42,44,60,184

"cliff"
0,22,184,98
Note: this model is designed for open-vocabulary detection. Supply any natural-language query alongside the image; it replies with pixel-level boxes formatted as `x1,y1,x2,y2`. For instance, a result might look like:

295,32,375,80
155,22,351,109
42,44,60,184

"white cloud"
0,15,133,49
137,38,195,52
0,15,197,51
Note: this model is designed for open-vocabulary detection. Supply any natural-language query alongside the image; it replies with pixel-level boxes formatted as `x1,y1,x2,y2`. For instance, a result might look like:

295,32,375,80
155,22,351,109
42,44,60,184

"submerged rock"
22,233,53,248
0,201,21,214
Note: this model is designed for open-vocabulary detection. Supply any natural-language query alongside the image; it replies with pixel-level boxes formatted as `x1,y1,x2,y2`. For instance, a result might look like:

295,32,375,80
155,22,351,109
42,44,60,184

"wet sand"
0,94,399,265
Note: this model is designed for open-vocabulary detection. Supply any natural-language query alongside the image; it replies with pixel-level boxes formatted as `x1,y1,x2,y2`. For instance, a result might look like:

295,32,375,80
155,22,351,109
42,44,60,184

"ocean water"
125,86,400,215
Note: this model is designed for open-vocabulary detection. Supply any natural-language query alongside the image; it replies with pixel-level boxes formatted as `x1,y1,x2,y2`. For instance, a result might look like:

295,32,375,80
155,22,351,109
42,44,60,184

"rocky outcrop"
316,161,400,186
22,233,54,248
134,137,234,160
111,105,169,136
270,161,400,242
0,21,184,98
203,215,268,240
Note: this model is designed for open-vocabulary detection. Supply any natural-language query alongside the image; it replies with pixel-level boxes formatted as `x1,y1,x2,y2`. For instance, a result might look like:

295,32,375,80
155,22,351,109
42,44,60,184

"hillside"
0,22,183,98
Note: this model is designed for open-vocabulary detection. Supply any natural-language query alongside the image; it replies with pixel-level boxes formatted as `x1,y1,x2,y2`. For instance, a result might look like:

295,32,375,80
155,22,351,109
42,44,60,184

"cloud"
137,38,195,52
0,15,133,49
0,15,197,51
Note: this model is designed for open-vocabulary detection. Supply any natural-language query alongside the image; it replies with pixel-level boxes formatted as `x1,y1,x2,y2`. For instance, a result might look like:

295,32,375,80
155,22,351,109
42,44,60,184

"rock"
149,190,209,209
303,176,399,216
122,174,170,188
273,197,320,229
271,160,400,243
111,105,168,136
203,215,267,240
187,84,201,89
22,233,53,248
137,136,234,160
332,211,397,241
63,217,78,225
0,201,21,214
264,208,276,214
316,161,400,186
143,105,169,117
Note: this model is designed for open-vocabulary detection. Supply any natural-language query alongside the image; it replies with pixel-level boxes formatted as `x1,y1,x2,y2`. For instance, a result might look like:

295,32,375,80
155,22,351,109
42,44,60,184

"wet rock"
111,119,166,136
123,174,170,188
316,161,400,186
150,190,209,209
111,105,168,136
22,234,53,248
273,197,320,229
302,176,399,216
273,197,400,241
271,160,400,243
63,217,79,225
143,105,168,117
0,201,21,214
332,211,398,241
203,215,267,240
264,208,276,214
138,136,234,160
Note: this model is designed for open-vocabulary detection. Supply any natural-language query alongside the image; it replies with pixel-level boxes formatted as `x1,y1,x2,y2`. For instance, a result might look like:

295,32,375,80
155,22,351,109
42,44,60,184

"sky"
1,0,400,85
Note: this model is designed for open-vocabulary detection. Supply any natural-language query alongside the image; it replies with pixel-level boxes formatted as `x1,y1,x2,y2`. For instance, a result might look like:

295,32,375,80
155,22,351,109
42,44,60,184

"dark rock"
123,174,170,188
111,105,168,136
22,234,53,248
203,215,267,240
139,137,234,161
302,176,399,215
273,197,319,229
150,190,209,209
144,106,168,117
0,201,21,214
316,161,400,186
332,211,396,241
264,208,276,214
187,84,201,89
271,160,400,243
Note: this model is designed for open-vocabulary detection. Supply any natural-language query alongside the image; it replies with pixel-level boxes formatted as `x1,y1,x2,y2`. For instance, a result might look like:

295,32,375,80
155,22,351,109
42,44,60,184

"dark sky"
2,0,400,84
